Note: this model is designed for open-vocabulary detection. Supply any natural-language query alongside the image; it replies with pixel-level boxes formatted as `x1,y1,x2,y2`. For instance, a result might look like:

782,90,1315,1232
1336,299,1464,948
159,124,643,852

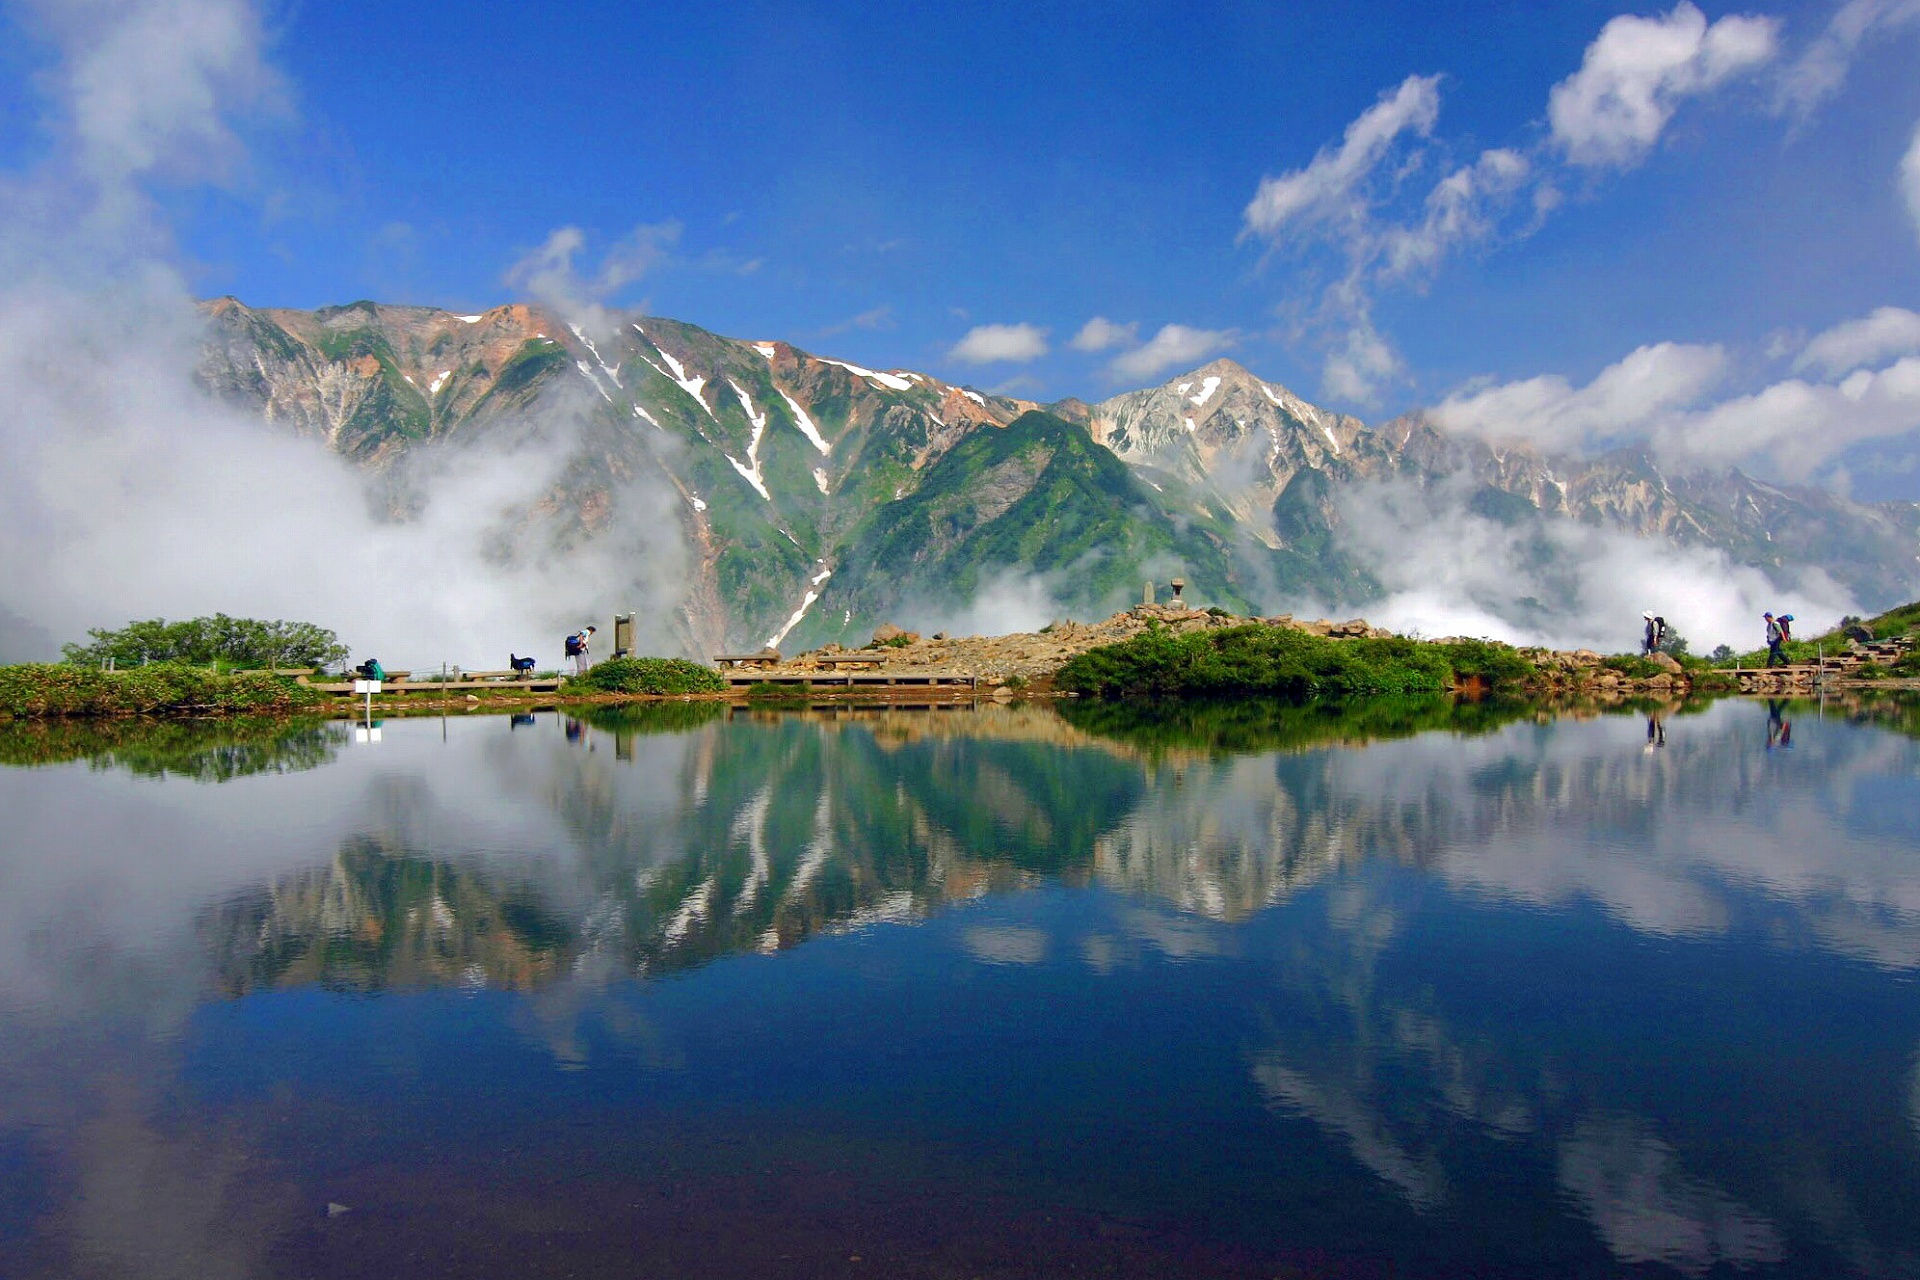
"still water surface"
1,698,1918,1278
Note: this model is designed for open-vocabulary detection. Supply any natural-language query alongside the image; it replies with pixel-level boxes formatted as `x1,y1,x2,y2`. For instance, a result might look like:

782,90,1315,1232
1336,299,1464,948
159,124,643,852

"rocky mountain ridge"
193,298,1920,655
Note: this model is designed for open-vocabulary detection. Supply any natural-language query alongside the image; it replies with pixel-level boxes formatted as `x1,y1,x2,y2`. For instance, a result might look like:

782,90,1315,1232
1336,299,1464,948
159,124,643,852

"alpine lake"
2,693,1918,1280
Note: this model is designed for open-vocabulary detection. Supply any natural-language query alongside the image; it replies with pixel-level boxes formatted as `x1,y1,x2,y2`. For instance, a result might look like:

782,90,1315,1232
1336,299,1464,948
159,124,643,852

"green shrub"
61,615,347,670
1055,623,1534,701
1600,654,1666,679
565,657,727,695
0,663,325,719
875,634,913,649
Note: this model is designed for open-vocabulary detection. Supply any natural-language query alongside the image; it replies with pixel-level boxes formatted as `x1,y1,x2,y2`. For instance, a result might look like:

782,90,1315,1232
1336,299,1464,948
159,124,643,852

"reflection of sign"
353,726,383,743
352,679,382,695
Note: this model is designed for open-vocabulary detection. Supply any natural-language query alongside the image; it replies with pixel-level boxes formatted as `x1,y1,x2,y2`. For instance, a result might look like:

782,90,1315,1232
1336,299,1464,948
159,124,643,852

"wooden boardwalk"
309,679,564,696
723,669,979,689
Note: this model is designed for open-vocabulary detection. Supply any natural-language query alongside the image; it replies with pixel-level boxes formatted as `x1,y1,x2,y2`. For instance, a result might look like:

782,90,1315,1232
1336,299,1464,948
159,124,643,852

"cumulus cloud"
947,322,1049,365
0,0,692,668
1657,358,1920,479
504,221,681,333
1108,324,1235,382
1328,475,1859,653
1433,318,1920,482
1433,342,1729,453
1794,306,1920,376
1321,321,1405,406
1242,74,1440,241
17,0,286,192
1903,119,1920,244
1069,316,1138,352
1777,0,1920,119
1548,2,1779,169
1380,148,1532,279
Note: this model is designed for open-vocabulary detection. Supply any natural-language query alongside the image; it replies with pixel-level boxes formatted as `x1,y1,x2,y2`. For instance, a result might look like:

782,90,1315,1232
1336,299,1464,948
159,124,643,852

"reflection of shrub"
572,702,727,734
1057,624,1537,701
0,663,324,719
566,657,726,695
1057,694,1533,755
745,681,810,701
0,715,340,776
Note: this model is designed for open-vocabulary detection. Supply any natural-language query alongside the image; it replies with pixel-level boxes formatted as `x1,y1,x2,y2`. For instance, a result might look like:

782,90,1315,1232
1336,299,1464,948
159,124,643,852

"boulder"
871,623,919,646
1650,652,1684,674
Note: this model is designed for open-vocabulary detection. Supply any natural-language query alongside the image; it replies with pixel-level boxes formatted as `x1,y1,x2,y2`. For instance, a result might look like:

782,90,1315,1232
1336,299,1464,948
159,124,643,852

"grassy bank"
0,663,326,720
1055,623,1537,700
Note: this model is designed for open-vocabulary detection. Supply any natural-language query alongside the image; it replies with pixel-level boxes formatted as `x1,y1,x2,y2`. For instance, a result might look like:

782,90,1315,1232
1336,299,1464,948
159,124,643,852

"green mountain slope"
797,411,1262,647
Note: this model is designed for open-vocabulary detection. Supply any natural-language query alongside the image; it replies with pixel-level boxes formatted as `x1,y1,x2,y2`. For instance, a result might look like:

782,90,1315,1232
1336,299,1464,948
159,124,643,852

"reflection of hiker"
509,712,536,729
1645,714,1666,751
1764,613,1785,667
1641,613,1668,656
565,717,584,745
1766,699,1792,750
565,626,596,675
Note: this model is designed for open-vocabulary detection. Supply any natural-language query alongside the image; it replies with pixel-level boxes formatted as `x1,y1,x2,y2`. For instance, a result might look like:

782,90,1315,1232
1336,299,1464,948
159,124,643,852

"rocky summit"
195,299,1920,656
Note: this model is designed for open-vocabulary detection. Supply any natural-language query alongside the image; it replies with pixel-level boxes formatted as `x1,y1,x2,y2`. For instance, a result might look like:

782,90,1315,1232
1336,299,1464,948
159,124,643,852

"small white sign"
353,680,382,695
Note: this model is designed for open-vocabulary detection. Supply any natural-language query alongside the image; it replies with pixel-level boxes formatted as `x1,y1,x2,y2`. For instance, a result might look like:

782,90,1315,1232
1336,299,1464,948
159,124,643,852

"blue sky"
5,0,1920,495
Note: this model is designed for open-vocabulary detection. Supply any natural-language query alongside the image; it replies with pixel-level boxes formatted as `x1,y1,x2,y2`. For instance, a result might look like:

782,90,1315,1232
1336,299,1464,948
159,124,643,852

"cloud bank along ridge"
0,0,689,667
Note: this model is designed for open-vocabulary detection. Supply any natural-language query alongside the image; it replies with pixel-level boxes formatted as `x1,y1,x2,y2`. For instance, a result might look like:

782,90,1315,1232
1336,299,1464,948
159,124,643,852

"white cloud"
1241,75,1442,238
1902,119,1920,245
1321,321,1405,405
1381,148,1532,279
1778,0,1920,119
22,0,286,190
1794,306,1920,376
947,322,1049,365
1548,2,1779,169
1433,333,1920,481
1069,316,1138,352
504,221,681,332
1433,343,1729,452
1108,324,1235,382
1656,357,1920,479
1330,475,1860,654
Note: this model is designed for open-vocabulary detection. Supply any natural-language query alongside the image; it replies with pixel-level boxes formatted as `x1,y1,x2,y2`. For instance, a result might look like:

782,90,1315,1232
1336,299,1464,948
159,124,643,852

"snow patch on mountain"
634,324,715,419
779,390,831,454
820,358,914,392
726,379,772,500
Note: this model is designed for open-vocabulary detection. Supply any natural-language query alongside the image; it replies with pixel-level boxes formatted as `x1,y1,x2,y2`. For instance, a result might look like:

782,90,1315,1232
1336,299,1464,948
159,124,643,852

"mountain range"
196,298,1920,653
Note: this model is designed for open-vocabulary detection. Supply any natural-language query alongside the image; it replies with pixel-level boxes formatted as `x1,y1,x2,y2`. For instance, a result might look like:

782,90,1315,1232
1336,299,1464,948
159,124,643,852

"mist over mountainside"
191,298,1920,657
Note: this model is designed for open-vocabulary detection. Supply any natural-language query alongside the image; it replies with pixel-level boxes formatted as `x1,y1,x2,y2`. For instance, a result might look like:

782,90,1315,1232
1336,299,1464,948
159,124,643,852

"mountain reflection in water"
1,696,1918,1280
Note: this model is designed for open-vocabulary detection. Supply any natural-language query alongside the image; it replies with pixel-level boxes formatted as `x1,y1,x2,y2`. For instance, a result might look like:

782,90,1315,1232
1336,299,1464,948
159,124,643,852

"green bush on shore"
0,663,325,719
1055,623,1538,701
566,657,727,695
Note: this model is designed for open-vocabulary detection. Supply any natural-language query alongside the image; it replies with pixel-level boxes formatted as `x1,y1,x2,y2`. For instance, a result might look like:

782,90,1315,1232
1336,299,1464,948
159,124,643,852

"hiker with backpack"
1641,613,1668,657
1764,613,1786,667
565,626,596,675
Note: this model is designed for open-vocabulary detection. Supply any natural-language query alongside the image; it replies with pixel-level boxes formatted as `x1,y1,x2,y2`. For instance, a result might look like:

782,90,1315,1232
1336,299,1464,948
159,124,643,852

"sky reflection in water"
1,698,1917,1278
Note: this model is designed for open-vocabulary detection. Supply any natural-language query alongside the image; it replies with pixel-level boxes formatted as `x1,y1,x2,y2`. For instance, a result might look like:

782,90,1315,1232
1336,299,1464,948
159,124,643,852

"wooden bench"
457,669,522,682
814,654,888,668
714,652,781,669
